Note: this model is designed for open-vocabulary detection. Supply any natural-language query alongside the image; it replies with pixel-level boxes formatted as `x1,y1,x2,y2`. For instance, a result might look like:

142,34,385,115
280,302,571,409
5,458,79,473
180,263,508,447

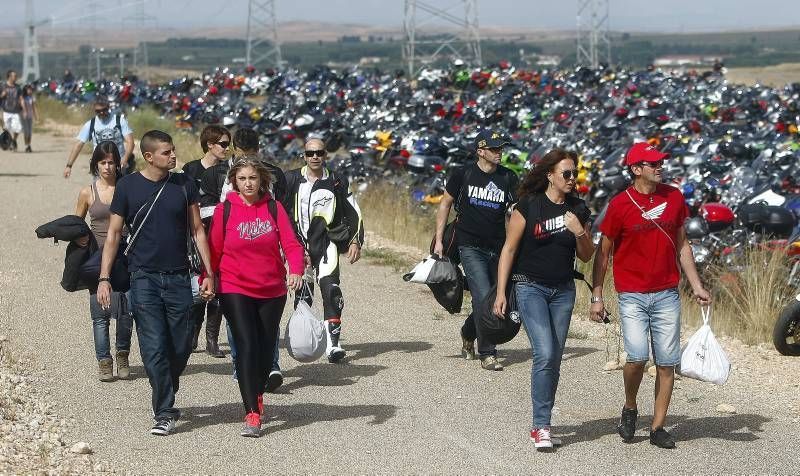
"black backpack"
0,129,11,150
88,114,122,145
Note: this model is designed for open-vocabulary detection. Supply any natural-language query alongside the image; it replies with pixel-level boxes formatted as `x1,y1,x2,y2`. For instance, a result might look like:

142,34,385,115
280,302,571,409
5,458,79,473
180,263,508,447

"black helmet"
476,284,521,346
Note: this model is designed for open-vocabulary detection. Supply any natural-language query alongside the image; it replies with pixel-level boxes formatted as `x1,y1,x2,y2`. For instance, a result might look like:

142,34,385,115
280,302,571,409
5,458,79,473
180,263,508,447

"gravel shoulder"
1,133,799,474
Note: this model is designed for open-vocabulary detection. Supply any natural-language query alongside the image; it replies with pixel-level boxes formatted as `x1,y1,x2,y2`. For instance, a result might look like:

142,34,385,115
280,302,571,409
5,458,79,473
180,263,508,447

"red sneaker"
241,412,261,438
257,394,267,424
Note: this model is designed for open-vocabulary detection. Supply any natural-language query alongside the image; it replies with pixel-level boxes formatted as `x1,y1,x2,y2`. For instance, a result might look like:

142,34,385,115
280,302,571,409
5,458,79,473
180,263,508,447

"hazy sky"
2,0,800,32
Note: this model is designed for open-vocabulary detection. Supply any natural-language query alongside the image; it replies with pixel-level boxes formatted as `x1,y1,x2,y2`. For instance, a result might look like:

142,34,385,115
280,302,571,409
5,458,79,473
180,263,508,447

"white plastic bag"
284,285,327,363
679,307,731,385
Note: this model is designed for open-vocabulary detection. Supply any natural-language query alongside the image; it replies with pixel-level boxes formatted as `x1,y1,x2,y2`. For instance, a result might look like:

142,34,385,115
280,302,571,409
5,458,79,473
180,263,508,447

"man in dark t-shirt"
433,129,518,371
97,130,214,436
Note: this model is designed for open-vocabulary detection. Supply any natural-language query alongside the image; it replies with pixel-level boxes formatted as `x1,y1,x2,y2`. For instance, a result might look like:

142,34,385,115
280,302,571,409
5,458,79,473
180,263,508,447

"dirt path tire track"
1,133,799,474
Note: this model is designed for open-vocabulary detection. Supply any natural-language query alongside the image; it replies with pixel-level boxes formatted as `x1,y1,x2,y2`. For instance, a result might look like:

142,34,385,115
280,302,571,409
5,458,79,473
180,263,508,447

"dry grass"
358,182,437,252
726,63,800,87
36,96,202,167
682,247,793,344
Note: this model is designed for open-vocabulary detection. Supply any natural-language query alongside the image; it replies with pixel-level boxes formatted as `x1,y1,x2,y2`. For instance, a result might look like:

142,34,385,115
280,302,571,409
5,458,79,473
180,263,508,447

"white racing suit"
283,166,364,357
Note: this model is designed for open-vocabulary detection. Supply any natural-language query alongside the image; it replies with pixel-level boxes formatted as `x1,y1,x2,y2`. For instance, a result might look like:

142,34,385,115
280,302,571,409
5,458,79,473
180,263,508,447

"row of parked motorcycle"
39,62,800,356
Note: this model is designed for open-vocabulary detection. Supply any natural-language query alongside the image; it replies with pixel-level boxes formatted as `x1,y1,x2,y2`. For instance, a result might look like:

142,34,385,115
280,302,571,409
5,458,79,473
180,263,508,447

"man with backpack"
64,97,134,178
97,130,214,436
0,70,23,152
282,137,365,364
433,129,519,371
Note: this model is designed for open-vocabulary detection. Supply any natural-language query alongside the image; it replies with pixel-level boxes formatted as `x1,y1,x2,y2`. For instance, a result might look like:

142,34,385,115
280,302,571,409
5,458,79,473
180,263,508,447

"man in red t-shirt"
590,142,711,449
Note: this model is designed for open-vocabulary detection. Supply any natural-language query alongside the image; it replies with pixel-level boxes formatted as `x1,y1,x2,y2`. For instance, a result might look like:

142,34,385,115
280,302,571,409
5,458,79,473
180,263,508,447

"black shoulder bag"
429,166,474,264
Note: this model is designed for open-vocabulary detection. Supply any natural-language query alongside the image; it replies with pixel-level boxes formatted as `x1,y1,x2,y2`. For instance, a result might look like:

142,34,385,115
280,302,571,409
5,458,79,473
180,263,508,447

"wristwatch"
98,277,111,283
590,296,603,303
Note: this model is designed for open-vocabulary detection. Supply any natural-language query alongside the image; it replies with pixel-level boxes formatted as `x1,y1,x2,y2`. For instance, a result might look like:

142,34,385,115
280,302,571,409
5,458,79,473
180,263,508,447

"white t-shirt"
76,114,133,157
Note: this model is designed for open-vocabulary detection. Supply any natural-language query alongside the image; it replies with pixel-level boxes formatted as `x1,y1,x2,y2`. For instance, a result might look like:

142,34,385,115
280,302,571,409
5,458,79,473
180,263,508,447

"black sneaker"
150,417,176,436
649,427,676,449
617,407,638,442
265,370,283,393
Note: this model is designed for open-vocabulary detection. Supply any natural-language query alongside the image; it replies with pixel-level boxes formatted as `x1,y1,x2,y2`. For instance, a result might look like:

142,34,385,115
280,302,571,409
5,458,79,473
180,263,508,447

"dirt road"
1,133,799,474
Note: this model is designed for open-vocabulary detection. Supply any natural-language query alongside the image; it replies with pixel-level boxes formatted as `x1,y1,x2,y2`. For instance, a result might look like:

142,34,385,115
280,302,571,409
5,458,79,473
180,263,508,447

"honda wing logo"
642,202,667,220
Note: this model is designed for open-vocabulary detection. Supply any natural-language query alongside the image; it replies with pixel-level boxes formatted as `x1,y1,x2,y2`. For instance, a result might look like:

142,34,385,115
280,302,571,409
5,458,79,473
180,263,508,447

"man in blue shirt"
97,130,214,436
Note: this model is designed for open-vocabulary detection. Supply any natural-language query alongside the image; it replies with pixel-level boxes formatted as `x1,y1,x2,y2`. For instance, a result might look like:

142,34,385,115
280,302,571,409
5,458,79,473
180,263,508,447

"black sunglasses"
638,160,664,169
305,149,326,157
94,108,109,114
215,141,230,148
561,170,578,180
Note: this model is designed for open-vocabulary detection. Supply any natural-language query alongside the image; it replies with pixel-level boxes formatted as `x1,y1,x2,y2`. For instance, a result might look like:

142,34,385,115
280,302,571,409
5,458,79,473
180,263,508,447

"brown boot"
116,351,131,380
205,309,225,358
98,358,115,382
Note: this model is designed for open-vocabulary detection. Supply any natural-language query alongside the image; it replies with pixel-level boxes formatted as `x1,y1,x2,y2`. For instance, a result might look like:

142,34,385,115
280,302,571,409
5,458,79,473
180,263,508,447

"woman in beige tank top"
74,141,134,382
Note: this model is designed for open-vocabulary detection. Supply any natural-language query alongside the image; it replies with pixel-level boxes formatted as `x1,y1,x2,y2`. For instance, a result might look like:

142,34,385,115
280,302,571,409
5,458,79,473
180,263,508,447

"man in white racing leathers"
283,138,365,362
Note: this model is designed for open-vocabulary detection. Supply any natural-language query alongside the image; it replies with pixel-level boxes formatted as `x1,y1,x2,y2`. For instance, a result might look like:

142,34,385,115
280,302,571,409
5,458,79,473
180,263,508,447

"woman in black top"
182,125,230,357
493,149,594,451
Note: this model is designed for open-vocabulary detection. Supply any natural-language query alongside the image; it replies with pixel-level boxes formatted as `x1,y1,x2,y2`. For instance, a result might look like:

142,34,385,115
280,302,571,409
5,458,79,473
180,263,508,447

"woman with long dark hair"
493,148,594,450
206,159,304,437
74,141,133,382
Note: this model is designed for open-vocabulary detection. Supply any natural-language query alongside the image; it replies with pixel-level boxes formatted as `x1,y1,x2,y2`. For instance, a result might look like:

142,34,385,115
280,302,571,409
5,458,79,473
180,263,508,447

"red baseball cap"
624,142,669,166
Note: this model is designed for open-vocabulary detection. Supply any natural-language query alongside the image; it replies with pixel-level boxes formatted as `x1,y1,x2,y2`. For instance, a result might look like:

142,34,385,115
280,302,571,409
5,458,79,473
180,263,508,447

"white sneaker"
150,418,176,436
530,427,553,450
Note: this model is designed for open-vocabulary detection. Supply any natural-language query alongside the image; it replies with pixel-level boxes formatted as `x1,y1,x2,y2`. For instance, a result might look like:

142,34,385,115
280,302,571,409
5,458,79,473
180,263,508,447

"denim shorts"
618,288,681,366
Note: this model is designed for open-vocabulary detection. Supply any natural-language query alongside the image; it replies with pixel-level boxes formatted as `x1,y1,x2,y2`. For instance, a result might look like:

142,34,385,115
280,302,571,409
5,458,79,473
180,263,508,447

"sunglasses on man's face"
560,169,578,180
94,108,109,114
305,149,325,157
638,160,664,169
215,141,230,148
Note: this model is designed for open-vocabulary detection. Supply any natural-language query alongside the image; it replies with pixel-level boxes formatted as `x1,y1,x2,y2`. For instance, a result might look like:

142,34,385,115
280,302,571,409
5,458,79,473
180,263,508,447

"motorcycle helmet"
684,216,709,239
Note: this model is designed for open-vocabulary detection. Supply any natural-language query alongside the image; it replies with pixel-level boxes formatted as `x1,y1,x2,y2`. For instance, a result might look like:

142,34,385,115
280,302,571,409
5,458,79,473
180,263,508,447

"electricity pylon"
576,0,611,68
402,0,481,77
246,0,283,68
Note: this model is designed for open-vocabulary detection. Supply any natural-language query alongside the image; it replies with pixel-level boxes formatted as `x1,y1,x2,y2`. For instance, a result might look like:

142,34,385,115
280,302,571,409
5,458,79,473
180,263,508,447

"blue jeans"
515,280,576,428
128,269,193,420
618,288,681,366
227,320,279,380
89,291,133,361
459,245,498,357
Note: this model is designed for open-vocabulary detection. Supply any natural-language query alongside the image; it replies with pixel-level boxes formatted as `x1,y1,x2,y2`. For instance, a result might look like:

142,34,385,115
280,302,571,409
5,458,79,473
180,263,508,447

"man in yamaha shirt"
433,130,519,371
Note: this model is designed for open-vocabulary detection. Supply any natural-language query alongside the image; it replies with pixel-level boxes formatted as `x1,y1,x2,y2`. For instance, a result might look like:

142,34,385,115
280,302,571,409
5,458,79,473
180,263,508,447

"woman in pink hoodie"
207,159,304,437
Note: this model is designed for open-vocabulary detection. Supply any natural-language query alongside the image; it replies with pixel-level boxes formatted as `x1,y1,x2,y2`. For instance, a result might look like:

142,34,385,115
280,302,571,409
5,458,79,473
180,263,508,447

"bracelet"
65,163,73,168
576,230,587,238
98,277,111,283
590,296,603,303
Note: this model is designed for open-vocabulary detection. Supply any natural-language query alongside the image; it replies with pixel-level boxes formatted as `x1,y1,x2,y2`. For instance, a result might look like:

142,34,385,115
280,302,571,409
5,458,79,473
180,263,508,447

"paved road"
1,134,799,474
